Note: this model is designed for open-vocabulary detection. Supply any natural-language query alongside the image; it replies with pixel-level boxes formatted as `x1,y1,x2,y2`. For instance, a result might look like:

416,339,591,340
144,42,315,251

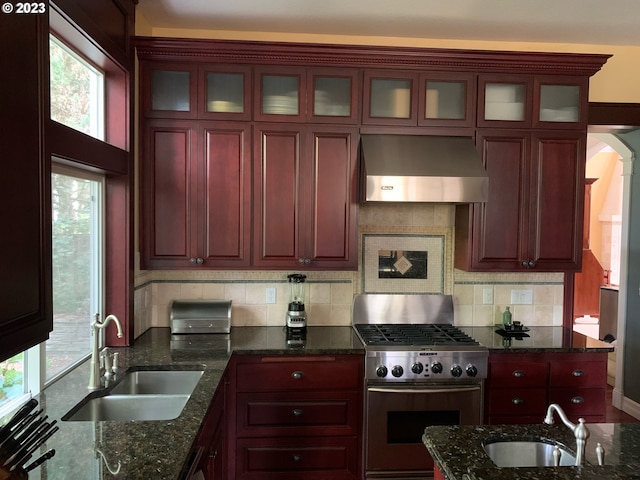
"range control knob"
391,365,404,378
451,364,463,378
431,362,443,374
466,364,478,377
411,362,424,374
376,365,388,378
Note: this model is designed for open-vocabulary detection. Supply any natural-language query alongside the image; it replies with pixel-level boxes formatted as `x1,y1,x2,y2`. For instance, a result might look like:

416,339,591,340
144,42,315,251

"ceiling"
136,0,640,47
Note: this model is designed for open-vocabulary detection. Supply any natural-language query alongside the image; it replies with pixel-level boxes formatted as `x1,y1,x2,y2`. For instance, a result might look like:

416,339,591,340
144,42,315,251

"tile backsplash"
134,203,565,338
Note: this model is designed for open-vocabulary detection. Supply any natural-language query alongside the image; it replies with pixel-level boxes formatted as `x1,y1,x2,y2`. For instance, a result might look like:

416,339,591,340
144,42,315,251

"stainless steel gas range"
352,294,488,480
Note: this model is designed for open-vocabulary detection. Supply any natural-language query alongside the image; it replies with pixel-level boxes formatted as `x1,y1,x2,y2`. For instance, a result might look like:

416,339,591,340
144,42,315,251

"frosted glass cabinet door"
308,69,359,123
200,66,252,120
370,78,412,119
261,75,300,115
419,73,475,127
484,83,526,121
539,85,580,123
143,63,197,118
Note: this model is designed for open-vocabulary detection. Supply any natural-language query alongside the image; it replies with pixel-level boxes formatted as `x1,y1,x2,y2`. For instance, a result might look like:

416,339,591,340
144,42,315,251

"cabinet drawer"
488,388,547,416
489,362,548,387
236,357,361,392
548,387,606,416
549,361,606,388
236,436,359,480
236,391,359,437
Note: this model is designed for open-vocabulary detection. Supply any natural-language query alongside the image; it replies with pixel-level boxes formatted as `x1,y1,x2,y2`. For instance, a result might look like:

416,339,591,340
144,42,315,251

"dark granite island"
423,422,640,480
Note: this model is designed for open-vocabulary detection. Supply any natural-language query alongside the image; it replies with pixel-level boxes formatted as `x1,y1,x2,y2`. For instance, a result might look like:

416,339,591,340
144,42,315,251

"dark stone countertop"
423,422,640,480
26,326,364,480
459,326,614,353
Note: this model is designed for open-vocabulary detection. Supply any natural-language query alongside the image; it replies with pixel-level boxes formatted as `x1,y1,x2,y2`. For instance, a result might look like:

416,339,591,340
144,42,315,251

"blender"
286,274,307,329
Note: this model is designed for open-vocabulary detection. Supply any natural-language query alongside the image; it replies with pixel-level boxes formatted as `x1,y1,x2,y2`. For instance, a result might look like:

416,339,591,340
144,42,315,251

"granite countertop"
25,326,364,480
460,326,614,353
423,422,640,480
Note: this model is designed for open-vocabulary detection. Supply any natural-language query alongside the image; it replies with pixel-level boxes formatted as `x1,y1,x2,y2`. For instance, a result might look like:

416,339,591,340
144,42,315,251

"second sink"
484,440,577,467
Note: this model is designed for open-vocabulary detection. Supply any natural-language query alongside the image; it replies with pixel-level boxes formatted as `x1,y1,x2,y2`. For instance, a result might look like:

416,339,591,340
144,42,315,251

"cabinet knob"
512,397,524,405
209,450,217,459
572,369,585,377
571,396,585,404
292,455,302,462
291,370,304,380
189,257,204,265
298,258,311,265
292,408,303,417
512,370,526,377
521,260,535,268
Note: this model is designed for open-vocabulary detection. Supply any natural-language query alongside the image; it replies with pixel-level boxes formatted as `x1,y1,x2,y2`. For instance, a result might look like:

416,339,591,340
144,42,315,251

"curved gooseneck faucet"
544,403,590,466
88,314,123,390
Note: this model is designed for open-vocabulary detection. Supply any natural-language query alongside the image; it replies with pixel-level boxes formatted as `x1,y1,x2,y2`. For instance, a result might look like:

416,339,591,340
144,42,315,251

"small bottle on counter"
502,306,512,328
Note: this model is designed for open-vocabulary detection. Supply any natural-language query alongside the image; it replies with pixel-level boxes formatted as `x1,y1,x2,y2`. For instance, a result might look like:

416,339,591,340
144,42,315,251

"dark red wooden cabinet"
456,129,585,272
227,355,364,480
485,352,607,425
0,12,52,361
252,124,358,269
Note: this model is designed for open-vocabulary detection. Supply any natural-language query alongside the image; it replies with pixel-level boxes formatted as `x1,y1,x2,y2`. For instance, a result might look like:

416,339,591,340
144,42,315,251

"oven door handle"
368,385,481,394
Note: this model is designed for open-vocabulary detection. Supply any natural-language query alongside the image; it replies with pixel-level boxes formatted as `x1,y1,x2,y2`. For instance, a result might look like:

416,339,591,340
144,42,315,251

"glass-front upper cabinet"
199,65,252,121
362,71,418,125
254,67,306,122
534,76,587,129
308,68,359,123
142,63,198,119
418,73,476,127
478,75,532,128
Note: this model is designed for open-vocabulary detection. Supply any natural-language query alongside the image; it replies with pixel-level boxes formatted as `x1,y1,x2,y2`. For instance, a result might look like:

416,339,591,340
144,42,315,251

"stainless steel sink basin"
63,394,190,421
484,440,577,467
110,369,203,395
62,368,204,422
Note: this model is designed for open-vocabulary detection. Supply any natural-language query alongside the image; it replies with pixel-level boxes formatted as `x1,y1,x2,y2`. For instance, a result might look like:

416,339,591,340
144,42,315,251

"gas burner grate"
355,323,479,346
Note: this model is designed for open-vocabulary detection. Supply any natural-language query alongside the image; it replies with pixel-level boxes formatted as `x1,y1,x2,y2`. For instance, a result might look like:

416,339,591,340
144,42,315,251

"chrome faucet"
544,403,590,466
88,314,123,390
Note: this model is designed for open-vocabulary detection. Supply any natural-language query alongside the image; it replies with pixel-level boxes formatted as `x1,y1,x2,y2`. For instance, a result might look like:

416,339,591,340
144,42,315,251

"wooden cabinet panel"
487,388,547,416
236,356,361,392
235,436,359,480
489,361,548,387
200,123,252,266
548,387,606,417
0,12,52,361
141,120,196,267
236,391,359,437
549,359,607,388
141,120,251,269
253,125,358,269
456,130,585,272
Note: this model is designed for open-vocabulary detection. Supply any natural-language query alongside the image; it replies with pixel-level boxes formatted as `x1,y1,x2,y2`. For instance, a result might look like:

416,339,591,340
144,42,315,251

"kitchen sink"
484,440,577,467
110,369,203,395
62,367,204,422
63,394,191,421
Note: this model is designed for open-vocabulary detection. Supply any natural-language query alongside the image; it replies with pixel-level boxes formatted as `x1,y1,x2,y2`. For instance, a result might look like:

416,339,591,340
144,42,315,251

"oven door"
366,383,482,478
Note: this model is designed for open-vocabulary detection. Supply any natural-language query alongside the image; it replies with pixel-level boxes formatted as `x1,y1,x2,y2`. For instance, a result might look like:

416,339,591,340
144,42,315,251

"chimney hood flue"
360,134,488,203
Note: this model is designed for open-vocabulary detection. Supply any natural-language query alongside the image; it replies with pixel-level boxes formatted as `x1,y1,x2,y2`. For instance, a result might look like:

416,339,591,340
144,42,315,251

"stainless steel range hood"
360,134,488,203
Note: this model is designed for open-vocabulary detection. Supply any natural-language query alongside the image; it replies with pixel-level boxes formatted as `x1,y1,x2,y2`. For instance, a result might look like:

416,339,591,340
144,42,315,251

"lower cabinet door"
235,436,359,480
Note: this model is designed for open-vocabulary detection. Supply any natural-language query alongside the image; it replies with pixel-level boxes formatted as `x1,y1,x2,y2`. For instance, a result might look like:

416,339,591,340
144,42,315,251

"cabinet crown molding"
135,37,610,76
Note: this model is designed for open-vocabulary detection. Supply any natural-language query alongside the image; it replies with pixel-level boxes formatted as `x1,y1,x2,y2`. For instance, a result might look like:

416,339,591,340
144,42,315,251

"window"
49,34,105,140
49,166,104,381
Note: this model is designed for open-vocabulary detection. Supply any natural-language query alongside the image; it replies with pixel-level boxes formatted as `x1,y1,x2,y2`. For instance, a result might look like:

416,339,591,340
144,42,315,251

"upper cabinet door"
141,62,198,119
307,68,359,124
254,66,306,122
533,76,588,130
477,75,533,128
418,73,476,128
198,65,252,121
362,71,419,126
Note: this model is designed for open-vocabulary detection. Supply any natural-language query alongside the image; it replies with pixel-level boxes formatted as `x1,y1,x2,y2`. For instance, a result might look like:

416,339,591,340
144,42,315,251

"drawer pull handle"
512,397,524,405
512,370,526,378
571,396,585,404
291,371,304,380
292,409,303,417
293,455,302,462
572,369,585,377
